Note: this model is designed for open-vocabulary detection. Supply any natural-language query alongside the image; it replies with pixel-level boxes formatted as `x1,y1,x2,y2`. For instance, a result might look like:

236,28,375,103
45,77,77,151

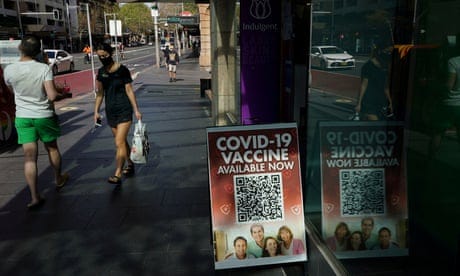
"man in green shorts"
3,35,69,210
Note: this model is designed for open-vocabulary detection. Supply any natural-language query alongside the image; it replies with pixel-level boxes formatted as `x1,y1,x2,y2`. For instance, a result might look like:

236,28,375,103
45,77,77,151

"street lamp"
151,3,160,68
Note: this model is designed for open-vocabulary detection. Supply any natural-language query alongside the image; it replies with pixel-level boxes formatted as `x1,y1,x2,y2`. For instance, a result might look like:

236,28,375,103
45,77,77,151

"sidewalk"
0,52,220,275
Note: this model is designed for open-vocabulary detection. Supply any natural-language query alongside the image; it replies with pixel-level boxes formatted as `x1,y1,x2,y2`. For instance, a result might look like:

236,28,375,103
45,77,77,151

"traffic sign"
166,16,198,25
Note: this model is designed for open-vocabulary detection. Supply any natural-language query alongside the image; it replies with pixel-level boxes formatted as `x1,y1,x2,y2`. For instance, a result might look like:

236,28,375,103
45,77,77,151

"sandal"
108,175,122,185
27,197,45,211
122,164,135,176
56,172,69,190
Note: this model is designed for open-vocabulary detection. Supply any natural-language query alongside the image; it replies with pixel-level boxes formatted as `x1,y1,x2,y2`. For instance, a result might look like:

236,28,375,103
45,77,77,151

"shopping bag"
130,120,149,164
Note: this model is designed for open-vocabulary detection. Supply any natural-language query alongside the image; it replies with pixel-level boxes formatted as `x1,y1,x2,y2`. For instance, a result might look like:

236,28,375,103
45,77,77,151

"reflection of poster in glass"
0,40,20,64
207,123,307,270
319,121,408,258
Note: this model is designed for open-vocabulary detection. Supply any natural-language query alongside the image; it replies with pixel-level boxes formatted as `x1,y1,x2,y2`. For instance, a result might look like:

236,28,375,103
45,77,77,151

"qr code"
234,173,284,223
339,169,386,216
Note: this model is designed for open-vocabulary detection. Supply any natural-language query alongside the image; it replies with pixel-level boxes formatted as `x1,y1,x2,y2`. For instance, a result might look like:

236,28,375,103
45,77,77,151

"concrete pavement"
0,52,215,275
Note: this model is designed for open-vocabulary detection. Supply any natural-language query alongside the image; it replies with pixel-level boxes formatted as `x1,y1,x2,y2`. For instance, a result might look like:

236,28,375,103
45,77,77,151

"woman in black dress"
355,42,394,120
94,43,142,184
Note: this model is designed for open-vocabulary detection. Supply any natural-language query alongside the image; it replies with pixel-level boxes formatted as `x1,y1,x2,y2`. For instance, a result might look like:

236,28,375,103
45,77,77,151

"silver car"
311,46,355,70
44,49,74,75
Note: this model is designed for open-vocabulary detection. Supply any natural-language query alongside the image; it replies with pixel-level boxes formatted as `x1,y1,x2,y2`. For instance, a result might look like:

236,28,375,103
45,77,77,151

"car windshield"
45,51,56,58
322,47,345,54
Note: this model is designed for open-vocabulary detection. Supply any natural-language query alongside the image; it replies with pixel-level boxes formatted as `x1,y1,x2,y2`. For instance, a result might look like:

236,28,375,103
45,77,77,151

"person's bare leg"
111,121,132,177
22,142,40,204
366,114,379,121
44,140,68,186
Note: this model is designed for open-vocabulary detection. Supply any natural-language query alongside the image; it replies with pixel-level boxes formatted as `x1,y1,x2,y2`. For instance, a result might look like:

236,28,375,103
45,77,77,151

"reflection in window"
307,0,460,273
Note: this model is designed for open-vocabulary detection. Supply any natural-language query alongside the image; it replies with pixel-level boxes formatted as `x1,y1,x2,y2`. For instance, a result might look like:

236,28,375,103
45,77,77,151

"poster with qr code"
207,123,307,270
319,121,408,259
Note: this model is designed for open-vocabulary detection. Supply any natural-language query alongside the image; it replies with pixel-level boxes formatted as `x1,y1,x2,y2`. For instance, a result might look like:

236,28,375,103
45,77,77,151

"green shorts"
15,116,61,144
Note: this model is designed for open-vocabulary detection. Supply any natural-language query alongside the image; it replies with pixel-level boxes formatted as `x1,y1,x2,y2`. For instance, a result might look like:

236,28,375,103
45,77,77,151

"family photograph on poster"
319,121,409,258
206,123,307,270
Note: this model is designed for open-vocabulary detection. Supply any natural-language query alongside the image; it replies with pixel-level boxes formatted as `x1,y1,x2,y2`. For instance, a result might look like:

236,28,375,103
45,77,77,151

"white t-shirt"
4,60,54,118
445,56,460,106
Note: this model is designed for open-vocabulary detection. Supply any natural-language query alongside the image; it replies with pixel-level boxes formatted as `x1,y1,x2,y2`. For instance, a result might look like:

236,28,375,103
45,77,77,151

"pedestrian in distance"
83,44,91,64
120,43,125,60
167,44,179,82
3,35,69,210
94,43,142,185
162,43,170,70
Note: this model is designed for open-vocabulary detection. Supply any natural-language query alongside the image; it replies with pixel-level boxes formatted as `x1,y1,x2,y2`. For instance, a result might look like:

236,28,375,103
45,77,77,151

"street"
54,45,161,96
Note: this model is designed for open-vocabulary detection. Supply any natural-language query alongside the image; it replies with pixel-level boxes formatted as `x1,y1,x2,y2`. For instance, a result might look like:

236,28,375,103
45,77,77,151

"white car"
311,46,355,70
44,49,74,75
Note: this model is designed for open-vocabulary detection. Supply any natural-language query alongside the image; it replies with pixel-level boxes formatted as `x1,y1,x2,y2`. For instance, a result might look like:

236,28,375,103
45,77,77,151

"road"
54,45,160,97
54,45,359,124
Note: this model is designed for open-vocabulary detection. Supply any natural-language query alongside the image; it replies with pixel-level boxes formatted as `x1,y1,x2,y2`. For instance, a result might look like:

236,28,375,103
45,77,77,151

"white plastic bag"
130,120,149,164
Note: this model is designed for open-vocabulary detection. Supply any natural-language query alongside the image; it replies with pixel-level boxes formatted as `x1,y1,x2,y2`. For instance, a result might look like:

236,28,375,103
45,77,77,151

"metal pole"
15,0,23,37
113,14,119,63
104,12,108,35
66,3,73,53
330,0,334,45
85,3,96,94
154,14,160,68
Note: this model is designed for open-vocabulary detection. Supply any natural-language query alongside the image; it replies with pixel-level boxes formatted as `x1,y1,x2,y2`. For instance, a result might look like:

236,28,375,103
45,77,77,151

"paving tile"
0,53,218,275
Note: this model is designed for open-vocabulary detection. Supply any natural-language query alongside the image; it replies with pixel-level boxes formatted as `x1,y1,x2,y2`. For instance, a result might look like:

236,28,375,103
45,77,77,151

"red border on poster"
207,123,307,270
319,121,408,258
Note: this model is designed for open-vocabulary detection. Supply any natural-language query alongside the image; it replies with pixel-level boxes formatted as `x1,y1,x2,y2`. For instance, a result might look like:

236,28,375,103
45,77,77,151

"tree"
118,3,153,35
159,2,198,17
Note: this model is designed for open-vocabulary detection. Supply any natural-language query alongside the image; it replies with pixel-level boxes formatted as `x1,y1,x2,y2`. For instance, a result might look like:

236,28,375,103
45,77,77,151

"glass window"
308,0,459,272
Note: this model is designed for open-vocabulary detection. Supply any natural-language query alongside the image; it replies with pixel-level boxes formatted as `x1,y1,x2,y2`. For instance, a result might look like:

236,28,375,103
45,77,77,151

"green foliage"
118,3,153,34
183,2,199,15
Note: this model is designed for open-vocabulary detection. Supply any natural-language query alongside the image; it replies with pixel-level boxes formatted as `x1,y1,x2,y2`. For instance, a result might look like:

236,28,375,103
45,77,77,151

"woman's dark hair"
96,43,114,55
261,236,281,257
345,231,366,251
20,35,41,57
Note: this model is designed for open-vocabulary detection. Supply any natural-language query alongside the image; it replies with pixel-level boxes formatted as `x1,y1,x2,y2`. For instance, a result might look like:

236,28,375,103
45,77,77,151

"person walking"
83,44,91,64
355,41,394,120
167,44,179,82
94,43,142,185
162,43,170,70
3,35,69,210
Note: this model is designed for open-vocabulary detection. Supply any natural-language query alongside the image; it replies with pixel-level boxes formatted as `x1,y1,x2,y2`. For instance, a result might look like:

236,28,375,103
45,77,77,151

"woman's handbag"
130,120,149,164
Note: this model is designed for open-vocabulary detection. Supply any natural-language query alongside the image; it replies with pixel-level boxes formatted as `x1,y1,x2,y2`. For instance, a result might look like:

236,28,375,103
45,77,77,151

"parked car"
44,49,74,75
310,45,355,70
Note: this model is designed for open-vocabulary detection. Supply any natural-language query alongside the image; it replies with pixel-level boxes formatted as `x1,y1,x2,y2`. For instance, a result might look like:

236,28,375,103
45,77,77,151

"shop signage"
207,123,307,270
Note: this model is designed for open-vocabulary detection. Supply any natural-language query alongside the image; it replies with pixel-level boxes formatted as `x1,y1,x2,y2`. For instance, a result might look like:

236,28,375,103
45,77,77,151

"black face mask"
99,56,113,67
